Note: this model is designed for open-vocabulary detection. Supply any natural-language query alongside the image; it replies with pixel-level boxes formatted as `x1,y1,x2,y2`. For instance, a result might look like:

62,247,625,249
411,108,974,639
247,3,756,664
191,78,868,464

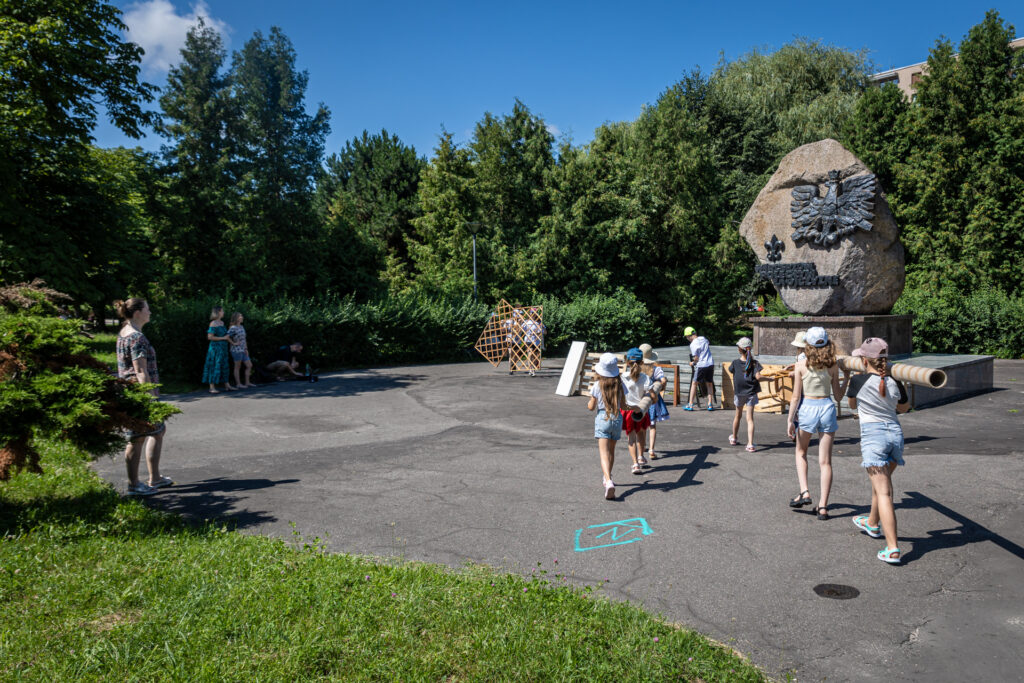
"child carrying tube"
639,344,669,459
587,353,627,500
847,338,911,564
621,348,655,475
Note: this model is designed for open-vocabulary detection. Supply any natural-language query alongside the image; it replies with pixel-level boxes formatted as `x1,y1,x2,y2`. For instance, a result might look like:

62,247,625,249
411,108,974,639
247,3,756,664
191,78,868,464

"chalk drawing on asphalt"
574,517,653,552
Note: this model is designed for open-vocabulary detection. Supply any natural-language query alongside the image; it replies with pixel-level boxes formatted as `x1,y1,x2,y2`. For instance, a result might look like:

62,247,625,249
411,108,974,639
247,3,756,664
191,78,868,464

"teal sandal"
853,515,883,538
878,547,901,564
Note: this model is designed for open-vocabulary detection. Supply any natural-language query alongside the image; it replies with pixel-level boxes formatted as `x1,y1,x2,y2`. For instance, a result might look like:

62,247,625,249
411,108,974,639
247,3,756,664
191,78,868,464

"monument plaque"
740,139,911,356
739,138,904,316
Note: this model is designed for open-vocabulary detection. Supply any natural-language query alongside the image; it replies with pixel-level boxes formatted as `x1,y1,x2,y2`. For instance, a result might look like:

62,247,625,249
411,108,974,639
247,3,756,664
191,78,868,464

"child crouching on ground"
588,353,626,500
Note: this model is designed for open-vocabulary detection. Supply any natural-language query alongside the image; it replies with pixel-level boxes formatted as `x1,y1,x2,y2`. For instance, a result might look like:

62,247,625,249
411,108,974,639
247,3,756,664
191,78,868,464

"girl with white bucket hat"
587,353,626,500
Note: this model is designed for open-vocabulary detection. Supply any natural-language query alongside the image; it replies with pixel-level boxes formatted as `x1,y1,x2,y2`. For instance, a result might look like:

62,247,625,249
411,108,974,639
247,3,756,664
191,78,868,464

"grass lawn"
0,441,766,681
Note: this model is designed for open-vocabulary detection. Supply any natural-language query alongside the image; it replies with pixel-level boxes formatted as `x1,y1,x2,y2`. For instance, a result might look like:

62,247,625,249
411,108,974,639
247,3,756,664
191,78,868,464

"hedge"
140,290,656,383
893,288,1024,358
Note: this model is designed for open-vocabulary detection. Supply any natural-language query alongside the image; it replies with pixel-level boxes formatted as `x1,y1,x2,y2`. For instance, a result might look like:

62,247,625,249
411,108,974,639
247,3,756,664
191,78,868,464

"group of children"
587,326,911,565
587,344,670,500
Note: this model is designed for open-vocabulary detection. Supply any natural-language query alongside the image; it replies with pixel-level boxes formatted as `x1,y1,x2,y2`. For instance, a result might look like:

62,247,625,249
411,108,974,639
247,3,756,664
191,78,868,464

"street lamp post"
464,222,483,302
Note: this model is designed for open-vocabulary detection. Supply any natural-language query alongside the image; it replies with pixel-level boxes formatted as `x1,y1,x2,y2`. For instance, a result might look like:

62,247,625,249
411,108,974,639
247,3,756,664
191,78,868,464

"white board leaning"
556,341,588,396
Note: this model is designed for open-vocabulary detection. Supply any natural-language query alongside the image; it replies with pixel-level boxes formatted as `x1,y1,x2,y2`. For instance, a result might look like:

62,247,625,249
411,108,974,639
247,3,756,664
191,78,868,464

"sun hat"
736,337,752,349
625,347,643,362
805,327,829,348
852,337,889,358
789,331,807,348
595,352,620,377
683,326,696,337
638,343,658,363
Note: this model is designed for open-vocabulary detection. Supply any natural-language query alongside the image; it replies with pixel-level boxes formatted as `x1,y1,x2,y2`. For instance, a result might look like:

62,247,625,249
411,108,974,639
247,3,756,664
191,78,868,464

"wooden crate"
722,362,793,414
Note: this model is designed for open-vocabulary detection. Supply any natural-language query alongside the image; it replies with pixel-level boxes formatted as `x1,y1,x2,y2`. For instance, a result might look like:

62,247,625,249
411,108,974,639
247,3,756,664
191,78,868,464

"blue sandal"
853,515,883,538
682,404,694,411
878,547,901,564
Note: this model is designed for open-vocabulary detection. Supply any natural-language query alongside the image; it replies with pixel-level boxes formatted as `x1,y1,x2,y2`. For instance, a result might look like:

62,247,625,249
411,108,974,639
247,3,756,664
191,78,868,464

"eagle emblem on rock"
790,170,876,246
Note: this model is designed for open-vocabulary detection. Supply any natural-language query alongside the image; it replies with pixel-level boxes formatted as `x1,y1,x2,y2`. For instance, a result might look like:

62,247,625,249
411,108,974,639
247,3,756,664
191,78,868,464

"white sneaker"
604,479,616,500
126,481,158,496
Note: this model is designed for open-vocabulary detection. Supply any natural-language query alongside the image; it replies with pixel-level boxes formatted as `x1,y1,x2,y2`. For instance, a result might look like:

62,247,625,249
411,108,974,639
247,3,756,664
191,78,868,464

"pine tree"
230,27,330,296
154,19,238,295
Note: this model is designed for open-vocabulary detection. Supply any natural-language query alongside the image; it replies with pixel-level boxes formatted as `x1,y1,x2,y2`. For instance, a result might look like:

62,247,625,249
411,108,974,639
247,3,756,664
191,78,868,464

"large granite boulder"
739,138,904,315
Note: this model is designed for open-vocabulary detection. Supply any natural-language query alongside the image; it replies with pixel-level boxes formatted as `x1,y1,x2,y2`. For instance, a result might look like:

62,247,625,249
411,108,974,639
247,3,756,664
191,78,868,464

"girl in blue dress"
202,306,235,393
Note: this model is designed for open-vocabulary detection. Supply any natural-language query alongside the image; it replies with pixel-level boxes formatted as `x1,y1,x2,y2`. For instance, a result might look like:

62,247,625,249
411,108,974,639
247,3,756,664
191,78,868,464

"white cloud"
122,0,230,75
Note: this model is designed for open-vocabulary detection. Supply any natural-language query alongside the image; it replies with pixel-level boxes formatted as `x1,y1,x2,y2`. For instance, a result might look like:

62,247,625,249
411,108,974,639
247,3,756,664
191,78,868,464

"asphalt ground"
93,358,1024,682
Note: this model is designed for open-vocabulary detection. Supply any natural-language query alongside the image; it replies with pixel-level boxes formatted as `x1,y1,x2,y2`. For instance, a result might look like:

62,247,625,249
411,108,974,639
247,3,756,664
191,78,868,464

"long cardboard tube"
838,356,947,389
630,378,665,417
631,395,654,418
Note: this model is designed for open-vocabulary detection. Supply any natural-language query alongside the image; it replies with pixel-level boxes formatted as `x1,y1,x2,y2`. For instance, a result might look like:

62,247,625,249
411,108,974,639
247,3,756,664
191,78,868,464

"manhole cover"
813,583,860,599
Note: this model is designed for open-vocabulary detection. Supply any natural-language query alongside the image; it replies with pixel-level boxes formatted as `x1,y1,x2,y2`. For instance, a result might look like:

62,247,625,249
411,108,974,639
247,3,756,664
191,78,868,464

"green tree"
706,40,871,224
0,0,156,305
527,122,640,299
407,132,477,296
230,27,330,296
153,19,239,295
889,11,1024,294
316,129,425,290
469,99,555,302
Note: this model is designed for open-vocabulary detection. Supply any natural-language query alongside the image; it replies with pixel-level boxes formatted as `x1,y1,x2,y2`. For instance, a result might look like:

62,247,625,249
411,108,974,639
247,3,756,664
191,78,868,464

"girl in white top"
622,348,654,475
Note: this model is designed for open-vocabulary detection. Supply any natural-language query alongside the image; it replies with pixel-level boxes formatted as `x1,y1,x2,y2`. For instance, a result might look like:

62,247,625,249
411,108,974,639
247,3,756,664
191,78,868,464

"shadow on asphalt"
142,477,298,529
614,446,720,500
897,490,1024,565
169,371,428,403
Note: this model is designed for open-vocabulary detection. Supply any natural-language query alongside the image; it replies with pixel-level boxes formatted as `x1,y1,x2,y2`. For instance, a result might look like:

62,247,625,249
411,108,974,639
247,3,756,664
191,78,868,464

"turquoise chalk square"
574,517,653,552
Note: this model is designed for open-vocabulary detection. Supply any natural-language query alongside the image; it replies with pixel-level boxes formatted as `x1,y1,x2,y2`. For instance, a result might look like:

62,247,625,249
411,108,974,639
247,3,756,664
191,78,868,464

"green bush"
540,289,656,354
893,288,1024,358
0,313,178,480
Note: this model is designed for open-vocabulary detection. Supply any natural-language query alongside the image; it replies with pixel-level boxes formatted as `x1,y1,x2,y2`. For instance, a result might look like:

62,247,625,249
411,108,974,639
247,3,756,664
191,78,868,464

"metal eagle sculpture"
790,170,876,246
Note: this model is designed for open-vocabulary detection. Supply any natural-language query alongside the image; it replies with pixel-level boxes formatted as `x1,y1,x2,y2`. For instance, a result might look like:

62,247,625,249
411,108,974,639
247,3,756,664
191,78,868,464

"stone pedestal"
752,315,913,357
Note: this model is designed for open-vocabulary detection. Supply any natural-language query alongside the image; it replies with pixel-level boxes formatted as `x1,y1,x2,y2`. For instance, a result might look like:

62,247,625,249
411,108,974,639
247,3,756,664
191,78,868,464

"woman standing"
115,298,171,496
202,306,235,393
786,327,848,520
847,338,910,564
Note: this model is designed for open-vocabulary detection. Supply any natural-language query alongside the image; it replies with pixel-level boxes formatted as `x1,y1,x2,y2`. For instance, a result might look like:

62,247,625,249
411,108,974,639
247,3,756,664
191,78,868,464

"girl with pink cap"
847,337,911,564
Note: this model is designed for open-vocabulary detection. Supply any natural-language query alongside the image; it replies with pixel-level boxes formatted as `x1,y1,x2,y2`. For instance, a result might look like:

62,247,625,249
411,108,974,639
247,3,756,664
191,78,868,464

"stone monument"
739,138,912,355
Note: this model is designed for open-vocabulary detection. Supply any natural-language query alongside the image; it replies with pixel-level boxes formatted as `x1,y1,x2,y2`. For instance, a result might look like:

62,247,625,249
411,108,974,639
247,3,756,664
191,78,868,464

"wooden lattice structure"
474,300,545,373
474,299,514,367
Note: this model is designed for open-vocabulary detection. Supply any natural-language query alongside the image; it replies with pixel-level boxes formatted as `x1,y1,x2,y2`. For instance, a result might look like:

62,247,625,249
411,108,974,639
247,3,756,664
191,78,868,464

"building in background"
869,36,1024,99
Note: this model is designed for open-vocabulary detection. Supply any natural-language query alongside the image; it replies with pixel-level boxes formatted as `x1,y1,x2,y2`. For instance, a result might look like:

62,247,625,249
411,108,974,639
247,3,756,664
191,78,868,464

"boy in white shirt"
683,326,716,411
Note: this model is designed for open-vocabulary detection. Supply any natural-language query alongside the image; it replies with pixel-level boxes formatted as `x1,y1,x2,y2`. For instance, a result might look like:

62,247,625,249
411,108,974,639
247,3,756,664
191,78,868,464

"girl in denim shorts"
787,327,849,520
846,338,911,565
588,353,626,500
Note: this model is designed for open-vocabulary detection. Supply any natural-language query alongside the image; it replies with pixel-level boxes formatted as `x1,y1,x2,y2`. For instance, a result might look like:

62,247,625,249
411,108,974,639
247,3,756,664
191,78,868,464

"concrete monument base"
752,314,913,357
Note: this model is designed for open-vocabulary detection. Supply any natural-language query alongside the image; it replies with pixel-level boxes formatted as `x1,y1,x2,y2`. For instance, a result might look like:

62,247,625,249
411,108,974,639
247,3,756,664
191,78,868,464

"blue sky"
93,1,1023,159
